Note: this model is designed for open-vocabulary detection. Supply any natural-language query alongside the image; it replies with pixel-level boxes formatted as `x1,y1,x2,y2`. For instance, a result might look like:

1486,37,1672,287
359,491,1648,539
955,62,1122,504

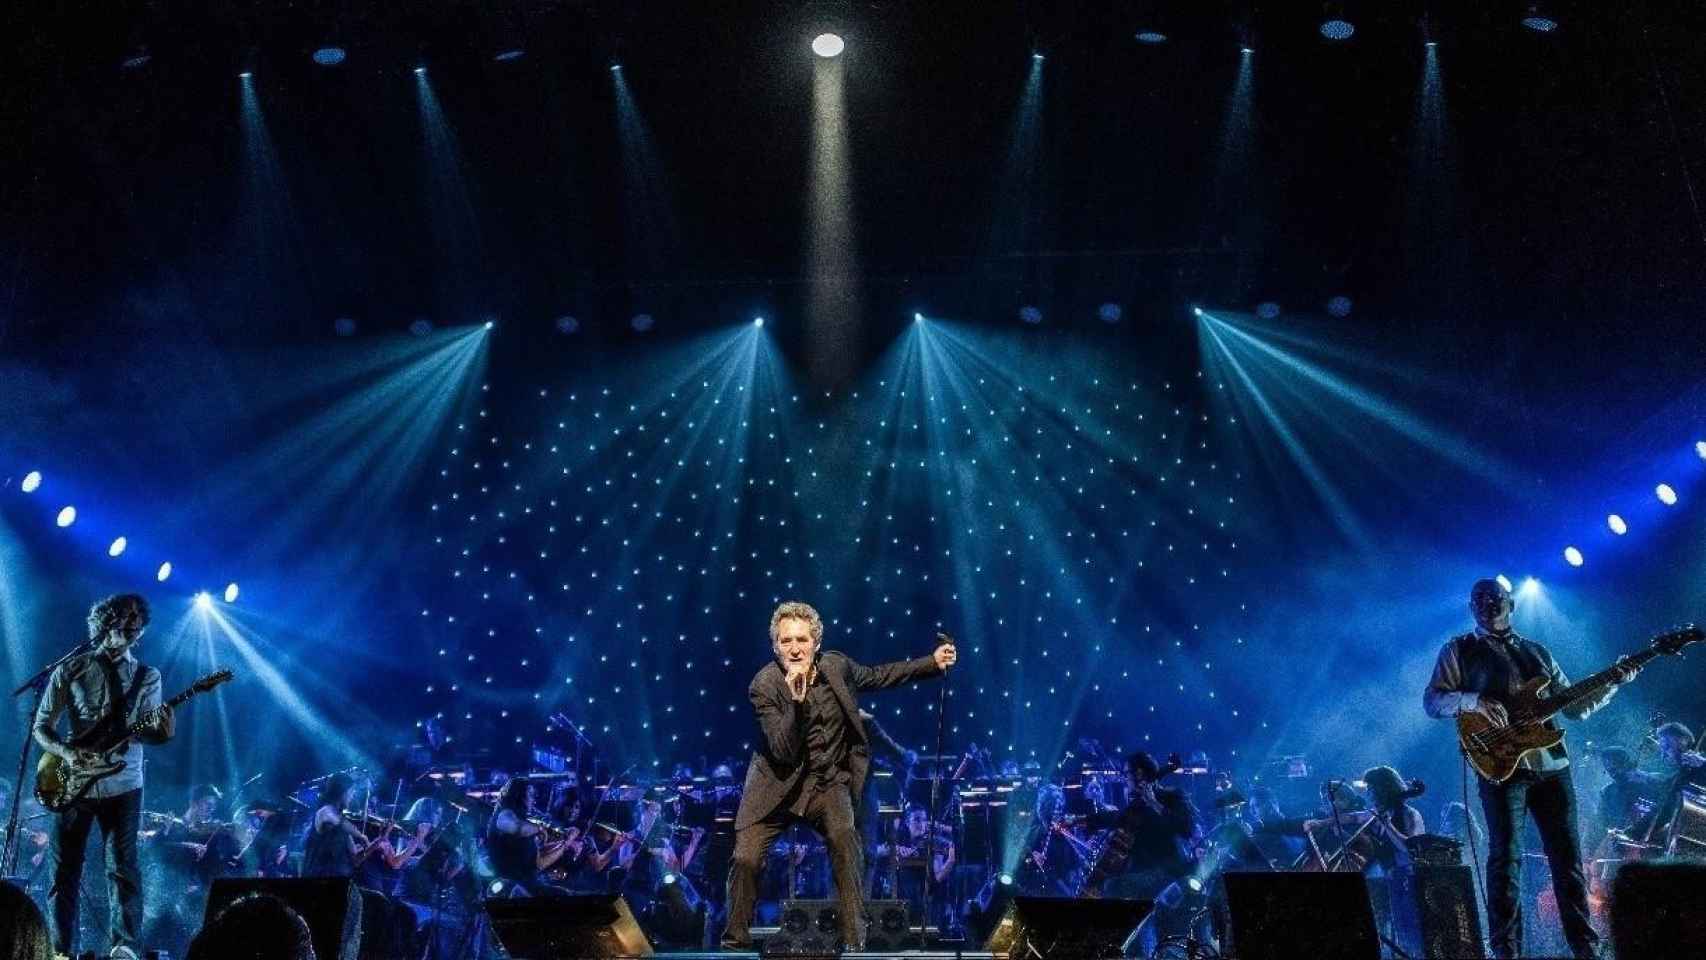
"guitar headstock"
1653,624,1704,656
194,669,235,693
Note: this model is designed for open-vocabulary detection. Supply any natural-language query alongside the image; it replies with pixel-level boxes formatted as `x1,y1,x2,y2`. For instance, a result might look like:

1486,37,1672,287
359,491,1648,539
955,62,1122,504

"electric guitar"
35,668,233,812
1457,626,1701,783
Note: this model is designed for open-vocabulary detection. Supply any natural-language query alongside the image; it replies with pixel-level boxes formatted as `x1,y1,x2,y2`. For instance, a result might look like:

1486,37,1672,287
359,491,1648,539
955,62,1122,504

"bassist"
1423,578,1636,959
31,593,175,960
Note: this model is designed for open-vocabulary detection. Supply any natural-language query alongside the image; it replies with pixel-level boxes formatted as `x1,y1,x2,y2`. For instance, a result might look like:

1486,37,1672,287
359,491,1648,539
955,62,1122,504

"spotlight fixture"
493,49,525,62
1519,576,1541,595
238,71,253,80
483,320,495,331
120,49,153,70
56,506,77,527
631,313,655,333
109,537,128,557
1018,305,1043,325
333,317,357,337
753,316,765,328
913,312,925,323
1135,30,1168,44
1097,303,1122,324
1563,546,1583,567
1520,5,1558,32
224,583,241,603
1695,440,1706,461
312,46,347,66
1031,50,1045,62
21,470,42,493
812,33,845,58
1320,19,1355,41
194,592,214,610
1495,574,1513,593
610,60,622,72
1607,514,1627,535
157,562,173,582
1240,45,1254,55
1326,295,1353,317
1656,483,1678,506
409,318,433,337
414,66,427,76
1191,306,1204,317
554,315,580,335
1255,301,1281,319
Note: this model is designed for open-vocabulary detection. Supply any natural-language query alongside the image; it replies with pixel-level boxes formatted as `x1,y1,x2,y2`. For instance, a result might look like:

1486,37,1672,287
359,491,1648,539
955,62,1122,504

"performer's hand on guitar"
933,638,957,671
1611,655,1641,685
1470,698,1510,729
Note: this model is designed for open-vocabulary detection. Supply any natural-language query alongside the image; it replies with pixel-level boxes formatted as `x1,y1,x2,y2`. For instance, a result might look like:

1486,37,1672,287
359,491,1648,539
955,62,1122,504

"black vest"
486,817,539,887
1452,632,1568,763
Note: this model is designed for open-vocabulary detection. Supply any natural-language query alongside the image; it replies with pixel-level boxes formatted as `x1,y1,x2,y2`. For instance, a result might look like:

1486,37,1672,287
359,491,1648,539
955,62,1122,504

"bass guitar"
36,668,233,812
1457,626,1701,783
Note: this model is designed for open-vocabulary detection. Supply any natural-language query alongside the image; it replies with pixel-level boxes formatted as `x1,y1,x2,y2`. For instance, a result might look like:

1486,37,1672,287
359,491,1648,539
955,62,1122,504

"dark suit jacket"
734,650,941,830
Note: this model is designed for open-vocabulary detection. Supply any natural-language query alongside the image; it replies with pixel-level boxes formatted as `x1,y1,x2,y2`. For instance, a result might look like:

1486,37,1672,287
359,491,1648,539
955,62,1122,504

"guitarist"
31,593,175,960
1423,578,1637,959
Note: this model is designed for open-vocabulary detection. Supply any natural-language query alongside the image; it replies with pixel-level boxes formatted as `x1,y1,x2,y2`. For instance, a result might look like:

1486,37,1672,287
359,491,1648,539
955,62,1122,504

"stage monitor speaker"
1611,861,1706,959
983,895,1152,959
1218,871,1380,960
761,899,917,955
1389,864,1485,959
484,894,652,959
204,877,361,960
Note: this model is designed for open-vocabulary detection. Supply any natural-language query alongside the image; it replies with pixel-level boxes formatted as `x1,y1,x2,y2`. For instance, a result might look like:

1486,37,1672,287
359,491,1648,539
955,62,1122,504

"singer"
720,601,957,951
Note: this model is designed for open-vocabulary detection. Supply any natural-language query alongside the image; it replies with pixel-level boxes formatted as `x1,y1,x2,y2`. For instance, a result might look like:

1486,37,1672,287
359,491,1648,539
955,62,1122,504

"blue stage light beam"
805,42,859,384
612,63,683,289
416,71,488,320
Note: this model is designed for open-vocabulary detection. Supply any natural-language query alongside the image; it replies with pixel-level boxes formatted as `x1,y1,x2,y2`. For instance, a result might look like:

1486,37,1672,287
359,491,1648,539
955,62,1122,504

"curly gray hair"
769,601,824,645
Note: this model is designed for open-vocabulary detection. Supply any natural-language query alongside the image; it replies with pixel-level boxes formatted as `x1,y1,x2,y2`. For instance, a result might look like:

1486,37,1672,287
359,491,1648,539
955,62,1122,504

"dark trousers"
1478,768,1597,958
49,787,144,956
723,784,865,947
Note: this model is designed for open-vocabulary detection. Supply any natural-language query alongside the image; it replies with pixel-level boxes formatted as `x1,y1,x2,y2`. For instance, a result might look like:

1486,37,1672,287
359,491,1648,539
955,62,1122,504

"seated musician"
1593,747,1662,840
486,778,573,897
300,774,366,878
873,804,955,928
1080,751,1198,899
1630,722,1706,843
1017,782,1082,895
1363,766,1425,838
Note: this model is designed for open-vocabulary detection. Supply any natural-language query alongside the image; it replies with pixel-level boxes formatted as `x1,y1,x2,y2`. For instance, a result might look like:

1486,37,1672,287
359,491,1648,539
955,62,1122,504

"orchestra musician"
719,601,956,951
1424,577,1639,959
299,773,366,878
33,593,176,960
486,777,574,897
872,804,956,929
1080,751,1198,898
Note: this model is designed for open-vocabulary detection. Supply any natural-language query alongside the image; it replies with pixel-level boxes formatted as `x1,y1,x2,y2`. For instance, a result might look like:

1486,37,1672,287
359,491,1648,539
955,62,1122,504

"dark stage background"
2,0,1704,856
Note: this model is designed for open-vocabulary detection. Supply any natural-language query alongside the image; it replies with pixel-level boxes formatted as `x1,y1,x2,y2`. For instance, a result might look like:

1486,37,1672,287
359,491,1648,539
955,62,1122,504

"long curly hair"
86,593,150,642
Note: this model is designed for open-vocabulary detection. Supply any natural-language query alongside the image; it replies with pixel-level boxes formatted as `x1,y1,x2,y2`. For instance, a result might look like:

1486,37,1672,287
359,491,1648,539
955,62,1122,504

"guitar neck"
1536,646,1661,721
119,686,201,738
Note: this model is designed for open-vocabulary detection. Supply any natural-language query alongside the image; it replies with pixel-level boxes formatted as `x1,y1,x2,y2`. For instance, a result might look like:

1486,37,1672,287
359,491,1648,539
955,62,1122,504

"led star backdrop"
415,318,1260,778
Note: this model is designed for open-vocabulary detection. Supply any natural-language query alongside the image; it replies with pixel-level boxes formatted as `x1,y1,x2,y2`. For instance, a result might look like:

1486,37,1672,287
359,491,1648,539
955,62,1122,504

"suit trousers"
49,787,144,956
1478,767,1597,958
722,782,865,947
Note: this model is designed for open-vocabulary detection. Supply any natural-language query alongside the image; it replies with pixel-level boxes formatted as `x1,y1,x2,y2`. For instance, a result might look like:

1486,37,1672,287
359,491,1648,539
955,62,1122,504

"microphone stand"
4,637,96,876
917,632,954,947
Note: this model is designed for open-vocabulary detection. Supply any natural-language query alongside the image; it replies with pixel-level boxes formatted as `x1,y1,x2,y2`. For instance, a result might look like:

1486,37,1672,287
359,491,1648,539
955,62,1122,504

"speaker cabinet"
483,894,652,959
983,895,1152,959
1611,861,1706,958
1218,871,1379,960
1389,864,1485,959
